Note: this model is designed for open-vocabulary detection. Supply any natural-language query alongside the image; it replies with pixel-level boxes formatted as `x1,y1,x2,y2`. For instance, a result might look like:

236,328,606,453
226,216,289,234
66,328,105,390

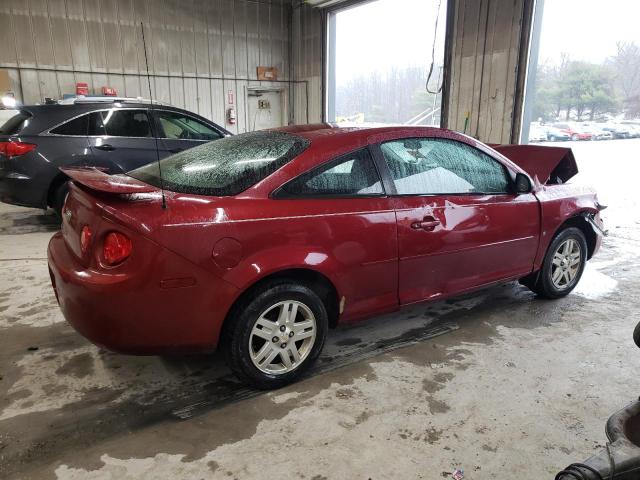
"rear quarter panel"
150,196,399,323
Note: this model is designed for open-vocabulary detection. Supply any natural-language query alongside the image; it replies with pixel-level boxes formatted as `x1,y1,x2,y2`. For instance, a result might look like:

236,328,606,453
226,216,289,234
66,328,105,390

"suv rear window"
0,111,32,135
127,131,310,196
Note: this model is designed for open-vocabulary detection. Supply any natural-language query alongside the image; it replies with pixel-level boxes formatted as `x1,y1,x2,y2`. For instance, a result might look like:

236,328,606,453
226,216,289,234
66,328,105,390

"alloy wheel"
248,300,317,375
550,238,582,290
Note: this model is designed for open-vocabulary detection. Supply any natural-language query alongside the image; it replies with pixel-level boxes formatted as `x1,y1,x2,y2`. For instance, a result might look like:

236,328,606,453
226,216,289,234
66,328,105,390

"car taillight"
80,226,92,253
0,141,36,158
102,232,132,266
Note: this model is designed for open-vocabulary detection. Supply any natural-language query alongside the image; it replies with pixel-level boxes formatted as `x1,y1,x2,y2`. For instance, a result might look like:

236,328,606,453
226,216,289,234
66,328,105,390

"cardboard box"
257,66,278,81
0,70,11,93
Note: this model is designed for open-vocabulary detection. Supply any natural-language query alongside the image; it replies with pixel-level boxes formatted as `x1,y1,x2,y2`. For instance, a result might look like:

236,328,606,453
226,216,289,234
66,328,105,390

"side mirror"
515,173,532,194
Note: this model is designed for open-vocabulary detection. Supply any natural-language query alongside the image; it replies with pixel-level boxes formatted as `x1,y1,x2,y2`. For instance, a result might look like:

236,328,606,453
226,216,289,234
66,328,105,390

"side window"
380,138,510,195
50,114,89,136
280,148,383,197
157,111,223,140
87,112,106,136
89,109,152,138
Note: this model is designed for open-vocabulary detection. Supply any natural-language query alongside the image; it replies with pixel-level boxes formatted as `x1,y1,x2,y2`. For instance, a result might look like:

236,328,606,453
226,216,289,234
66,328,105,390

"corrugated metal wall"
445,0,533,144
0,0,307,134
291,2,323,124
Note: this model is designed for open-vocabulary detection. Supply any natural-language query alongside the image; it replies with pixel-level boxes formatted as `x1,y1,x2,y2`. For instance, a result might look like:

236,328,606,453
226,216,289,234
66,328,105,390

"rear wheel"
223,280,328,389
525,227,587,299
50,180,69,220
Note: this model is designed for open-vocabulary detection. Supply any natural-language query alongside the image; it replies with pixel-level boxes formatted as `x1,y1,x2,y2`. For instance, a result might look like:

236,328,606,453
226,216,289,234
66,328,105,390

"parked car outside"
0,97,231,216
543,126,570,142
528,125,547,142
47,125,605,388
600,123,633,139
624,124,640,138
580,123,612,140
553,122,593,141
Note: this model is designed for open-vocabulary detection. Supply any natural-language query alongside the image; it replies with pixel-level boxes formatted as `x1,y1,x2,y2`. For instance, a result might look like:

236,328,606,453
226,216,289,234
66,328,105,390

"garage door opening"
521,0,640,144
326,0,448,126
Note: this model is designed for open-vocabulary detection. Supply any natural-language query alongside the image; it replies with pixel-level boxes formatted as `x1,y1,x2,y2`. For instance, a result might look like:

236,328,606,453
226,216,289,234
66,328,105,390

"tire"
223,280,328,389
634,320,640,349
549,135,556,141
526,227,587,299
51,180,69,220
571,134,580,141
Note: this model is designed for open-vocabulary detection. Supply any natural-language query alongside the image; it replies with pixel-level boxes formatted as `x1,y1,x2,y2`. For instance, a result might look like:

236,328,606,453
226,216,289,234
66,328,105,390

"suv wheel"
526,227,587,299
224,281,328,389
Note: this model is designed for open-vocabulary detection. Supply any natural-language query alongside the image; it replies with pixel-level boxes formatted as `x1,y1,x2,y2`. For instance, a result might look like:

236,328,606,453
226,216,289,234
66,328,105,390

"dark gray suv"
0,98,231,215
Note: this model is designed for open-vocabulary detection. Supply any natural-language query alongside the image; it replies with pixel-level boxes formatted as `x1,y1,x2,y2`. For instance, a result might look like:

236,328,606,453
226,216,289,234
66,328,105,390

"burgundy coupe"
47,125,605,388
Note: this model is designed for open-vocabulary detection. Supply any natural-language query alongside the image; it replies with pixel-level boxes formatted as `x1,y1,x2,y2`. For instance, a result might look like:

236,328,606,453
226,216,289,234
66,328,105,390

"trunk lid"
60,167,161,266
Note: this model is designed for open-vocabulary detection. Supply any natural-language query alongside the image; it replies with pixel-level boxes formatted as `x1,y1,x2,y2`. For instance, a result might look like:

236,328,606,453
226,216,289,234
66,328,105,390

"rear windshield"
0,110,32,135
127,131,310,196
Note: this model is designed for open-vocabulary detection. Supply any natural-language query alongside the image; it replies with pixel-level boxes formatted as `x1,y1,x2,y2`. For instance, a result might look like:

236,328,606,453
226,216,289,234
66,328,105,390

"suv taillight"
0,141,36,158
102,232,132,266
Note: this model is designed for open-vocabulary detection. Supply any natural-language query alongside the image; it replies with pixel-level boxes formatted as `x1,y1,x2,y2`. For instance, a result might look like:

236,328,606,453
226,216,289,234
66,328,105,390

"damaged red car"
47,125,605,388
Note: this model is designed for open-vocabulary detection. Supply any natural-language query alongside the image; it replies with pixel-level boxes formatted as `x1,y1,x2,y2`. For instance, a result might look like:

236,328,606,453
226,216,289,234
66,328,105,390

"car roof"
15,102,230,135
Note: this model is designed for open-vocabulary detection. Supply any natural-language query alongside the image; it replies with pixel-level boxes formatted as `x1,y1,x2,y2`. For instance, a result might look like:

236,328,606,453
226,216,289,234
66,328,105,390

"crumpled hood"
489,144,579,184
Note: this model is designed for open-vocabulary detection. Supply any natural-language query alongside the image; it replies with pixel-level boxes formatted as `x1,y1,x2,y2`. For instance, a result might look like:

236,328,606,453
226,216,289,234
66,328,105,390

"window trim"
272,146,387,200
152,109,226,142
372,137,517,197
43,107,227,140
43,107,156,139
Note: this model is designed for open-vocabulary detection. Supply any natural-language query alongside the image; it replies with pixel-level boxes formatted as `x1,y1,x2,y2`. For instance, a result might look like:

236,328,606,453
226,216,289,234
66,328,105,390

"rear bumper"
47,231,240,354
0,172,46,208
0,154,50,208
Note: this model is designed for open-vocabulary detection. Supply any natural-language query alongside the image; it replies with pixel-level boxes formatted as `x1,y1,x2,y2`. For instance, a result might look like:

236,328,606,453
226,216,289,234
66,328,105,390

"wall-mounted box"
257,66,278,81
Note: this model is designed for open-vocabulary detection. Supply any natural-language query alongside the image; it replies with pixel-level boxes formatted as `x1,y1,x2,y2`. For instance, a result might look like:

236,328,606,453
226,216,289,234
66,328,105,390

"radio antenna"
140,22,167,209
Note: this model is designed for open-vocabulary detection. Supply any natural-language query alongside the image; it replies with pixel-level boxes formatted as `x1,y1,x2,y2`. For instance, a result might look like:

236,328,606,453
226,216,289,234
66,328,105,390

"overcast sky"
335,0,446,85
538,0,640,64
334,0,640,86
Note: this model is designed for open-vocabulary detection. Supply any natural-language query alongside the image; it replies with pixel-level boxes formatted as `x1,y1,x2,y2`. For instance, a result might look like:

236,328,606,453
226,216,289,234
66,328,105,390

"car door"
273,147,398,321
87,108,160,173
153,110,226,156
375,137,540,305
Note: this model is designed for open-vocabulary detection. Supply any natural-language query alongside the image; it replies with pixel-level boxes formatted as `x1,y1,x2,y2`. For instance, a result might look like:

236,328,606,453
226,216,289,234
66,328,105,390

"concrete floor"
1,139,639,479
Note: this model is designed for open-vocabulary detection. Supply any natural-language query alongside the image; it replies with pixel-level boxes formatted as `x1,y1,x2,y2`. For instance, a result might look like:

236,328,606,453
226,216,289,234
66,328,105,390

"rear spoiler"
61,167,157,194
489,144,578,184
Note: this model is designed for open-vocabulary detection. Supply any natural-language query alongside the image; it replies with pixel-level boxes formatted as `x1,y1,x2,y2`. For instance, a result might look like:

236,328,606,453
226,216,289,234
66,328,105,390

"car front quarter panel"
533,184,602,269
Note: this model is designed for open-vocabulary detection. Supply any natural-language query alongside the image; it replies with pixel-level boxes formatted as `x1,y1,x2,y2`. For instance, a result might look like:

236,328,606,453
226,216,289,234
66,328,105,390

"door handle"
411,217,441,231
95,144,116,151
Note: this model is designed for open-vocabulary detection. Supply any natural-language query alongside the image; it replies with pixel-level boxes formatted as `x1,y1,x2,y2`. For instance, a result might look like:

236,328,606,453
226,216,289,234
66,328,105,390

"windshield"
127,130,310,196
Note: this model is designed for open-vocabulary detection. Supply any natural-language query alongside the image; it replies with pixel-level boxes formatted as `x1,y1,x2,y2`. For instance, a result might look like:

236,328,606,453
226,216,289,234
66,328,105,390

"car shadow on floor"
0,208,59,235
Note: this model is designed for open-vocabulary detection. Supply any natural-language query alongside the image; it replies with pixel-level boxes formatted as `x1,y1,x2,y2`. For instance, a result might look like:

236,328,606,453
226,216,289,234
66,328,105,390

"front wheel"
571,134,580,141
525,227,587,299
223,281,328,389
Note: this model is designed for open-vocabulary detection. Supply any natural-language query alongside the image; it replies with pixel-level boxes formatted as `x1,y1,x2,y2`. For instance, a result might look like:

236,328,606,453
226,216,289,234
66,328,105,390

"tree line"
533,41,640,121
